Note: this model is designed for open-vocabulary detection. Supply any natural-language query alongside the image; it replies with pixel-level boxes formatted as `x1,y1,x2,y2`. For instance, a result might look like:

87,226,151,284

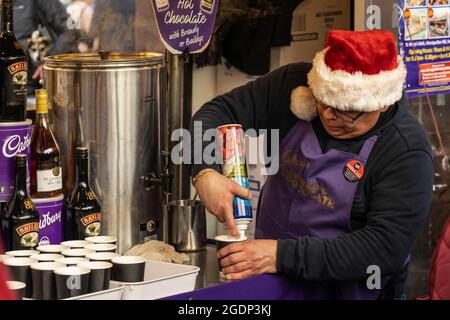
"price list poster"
399,0,450,98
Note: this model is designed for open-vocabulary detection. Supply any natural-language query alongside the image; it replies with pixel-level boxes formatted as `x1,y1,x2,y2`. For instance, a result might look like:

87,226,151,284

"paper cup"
85,236,117,245
85,243,117,253
55,257,89,267
60,240,90,249
111,256,146,283
61,249,95,258
36,245,68,254
54,267,90,299
215,234,248,278
86,252,120,262
31,262,65,300
30,254,64,263
5,250,39,258
3,257,37,298
215,234,248,252
78,261,112,293
6,281,26,300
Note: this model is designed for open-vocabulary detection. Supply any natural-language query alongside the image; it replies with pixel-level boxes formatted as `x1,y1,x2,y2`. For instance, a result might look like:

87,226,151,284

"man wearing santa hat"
190,29,434,299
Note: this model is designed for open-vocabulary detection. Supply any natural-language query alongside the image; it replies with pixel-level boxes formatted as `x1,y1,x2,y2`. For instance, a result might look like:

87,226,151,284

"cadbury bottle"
66,147,102,240
0,0,28,122
1,154,39,251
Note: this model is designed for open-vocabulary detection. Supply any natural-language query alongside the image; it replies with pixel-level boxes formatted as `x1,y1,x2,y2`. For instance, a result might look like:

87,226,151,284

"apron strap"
358,133,379,161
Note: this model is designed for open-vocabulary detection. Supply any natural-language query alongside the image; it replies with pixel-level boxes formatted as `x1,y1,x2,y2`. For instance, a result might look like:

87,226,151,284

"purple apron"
255,120,381,300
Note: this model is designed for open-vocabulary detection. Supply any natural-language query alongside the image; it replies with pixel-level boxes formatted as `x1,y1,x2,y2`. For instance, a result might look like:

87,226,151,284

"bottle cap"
15,154,27,166
76,147,89,159
35,89,49,115
0,0,13,6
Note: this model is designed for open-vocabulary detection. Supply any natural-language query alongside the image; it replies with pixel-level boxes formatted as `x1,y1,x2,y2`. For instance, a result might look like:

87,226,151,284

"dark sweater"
190,63,434,284
13,0,79,55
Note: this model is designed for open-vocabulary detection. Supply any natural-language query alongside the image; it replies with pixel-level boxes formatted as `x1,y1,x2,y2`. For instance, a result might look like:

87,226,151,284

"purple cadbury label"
0,122,32,202
33,196,64,245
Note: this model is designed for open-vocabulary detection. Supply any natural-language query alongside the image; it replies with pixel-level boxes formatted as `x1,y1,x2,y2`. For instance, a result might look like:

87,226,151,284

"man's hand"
194,170,252,236
218,240,278,280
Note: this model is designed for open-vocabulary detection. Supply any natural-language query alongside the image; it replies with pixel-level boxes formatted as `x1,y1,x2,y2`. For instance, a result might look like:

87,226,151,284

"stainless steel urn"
44,52,166,253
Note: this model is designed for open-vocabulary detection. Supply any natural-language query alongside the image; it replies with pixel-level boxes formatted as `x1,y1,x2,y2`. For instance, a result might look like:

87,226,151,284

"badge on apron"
343,160,364,182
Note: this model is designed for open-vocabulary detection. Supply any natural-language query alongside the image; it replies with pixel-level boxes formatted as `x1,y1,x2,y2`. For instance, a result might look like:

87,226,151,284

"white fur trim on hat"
290,86,318,121
308,49,407,112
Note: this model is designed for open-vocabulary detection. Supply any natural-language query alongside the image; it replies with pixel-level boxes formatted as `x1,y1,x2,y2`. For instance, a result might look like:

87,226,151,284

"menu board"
151,0,219,54
398,0,450,98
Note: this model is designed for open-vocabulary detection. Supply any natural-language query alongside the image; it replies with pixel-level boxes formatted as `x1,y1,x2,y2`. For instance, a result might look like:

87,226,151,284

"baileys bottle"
1,154,39,250
65,147,102,240
0,0,28,122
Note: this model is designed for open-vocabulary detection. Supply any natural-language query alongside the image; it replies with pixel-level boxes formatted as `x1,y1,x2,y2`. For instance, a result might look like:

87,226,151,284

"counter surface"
183,245,226,290
169,246,307,300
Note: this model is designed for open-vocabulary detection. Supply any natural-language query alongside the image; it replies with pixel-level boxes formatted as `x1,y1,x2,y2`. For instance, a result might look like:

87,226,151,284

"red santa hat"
291,30,407,121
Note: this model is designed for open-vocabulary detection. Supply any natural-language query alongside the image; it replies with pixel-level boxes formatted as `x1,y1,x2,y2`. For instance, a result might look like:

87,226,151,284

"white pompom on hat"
291,29,407,121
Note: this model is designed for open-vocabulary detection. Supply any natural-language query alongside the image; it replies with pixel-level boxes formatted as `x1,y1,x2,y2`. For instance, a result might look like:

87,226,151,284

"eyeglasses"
314,97,365,124
331,109,365,124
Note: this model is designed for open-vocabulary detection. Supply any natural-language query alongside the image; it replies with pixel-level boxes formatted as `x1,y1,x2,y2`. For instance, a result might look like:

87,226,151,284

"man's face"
316,101,387,139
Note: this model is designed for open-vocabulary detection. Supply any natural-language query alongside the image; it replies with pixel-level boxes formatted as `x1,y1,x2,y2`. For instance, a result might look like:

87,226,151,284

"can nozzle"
235,219,251,240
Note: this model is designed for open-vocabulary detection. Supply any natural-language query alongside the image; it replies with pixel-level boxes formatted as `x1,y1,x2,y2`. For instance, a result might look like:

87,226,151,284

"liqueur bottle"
65,147,102,240
0,0,28,122
30,89,63,198
1,154,39,251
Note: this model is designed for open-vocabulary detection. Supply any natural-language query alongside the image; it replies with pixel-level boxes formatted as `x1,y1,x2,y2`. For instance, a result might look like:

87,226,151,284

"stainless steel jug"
168,200,207,252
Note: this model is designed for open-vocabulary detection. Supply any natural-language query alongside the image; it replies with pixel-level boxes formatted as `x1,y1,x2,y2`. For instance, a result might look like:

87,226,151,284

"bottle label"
77,212,101,238
200,0,214,13
6,61,28,104
35,197,64,245
14,220,39,249
37,167,62,192
0,123,32,202
155,0,169,11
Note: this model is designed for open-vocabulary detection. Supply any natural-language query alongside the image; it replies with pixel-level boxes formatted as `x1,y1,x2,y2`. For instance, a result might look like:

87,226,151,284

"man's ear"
380,106,390,113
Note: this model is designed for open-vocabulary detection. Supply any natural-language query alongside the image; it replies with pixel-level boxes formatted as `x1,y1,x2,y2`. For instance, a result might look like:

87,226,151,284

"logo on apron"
343,160,364,182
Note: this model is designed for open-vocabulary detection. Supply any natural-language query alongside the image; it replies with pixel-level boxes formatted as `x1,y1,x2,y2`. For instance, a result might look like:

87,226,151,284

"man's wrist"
192,168,218,187
276,239,298,275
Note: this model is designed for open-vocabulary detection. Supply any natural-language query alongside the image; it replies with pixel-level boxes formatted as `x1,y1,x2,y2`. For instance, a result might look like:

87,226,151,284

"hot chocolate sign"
151,0,219,54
